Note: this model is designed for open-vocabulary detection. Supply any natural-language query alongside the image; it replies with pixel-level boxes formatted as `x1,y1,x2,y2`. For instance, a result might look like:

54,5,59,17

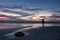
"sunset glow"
0,17,8,19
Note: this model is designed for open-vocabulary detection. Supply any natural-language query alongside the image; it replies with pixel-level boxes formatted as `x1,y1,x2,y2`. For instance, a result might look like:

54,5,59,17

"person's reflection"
42,19,44,27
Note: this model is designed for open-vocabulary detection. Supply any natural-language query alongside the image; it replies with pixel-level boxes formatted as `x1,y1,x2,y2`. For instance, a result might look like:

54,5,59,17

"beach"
0,23,60,40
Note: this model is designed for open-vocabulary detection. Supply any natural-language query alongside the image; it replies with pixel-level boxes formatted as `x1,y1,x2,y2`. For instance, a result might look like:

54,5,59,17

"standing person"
42,19,44,27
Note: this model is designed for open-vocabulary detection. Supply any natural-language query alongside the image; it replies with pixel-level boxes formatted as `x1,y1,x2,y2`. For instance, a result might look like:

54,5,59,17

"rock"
15,32,25,37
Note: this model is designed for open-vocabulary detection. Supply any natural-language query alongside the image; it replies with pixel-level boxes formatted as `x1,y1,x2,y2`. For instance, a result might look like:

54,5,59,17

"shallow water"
0,23,60,29
0,23,60,40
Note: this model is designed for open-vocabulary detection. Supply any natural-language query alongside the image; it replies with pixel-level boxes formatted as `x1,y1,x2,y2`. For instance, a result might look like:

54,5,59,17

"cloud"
0,7,60,17
5,8,34,14
0,11,21,16
0,7,60,21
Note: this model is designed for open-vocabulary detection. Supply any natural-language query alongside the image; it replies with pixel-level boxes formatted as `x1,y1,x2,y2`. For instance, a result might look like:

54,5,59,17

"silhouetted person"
42,19,44,27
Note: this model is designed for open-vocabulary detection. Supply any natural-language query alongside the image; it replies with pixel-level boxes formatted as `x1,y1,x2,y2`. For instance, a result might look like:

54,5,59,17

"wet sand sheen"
0,23,60,40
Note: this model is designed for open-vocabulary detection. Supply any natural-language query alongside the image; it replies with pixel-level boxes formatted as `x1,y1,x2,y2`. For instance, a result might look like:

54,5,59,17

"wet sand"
0,26,60,40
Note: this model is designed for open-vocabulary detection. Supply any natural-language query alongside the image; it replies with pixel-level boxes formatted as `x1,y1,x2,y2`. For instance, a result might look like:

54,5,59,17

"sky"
0,0,60,10
0,0,60,21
